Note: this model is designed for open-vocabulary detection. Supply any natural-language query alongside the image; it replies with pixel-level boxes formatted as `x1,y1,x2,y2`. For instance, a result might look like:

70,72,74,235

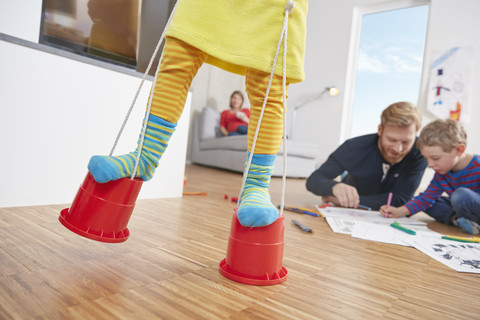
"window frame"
341,0,429,142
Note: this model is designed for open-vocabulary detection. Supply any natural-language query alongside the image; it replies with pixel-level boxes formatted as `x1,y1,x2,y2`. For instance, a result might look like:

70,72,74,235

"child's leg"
451,188,480,234
424,197,455,225
88,37,208,183
236,68,288,227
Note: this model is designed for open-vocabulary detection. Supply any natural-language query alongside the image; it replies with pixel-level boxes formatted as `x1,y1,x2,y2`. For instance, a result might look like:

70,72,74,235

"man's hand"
321,195,339,206
331,183,360,208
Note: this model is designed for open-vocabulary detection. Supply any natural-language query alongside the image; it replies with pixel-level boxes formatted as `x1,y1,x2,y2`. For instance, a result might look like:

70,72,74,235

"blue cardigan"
306,134,427,210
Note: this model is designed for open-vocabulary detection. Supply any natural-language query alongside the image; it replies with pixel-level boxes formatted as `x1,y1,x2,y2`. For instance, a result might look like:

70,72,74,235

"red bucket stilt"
219,211,287,285
59,172,143,243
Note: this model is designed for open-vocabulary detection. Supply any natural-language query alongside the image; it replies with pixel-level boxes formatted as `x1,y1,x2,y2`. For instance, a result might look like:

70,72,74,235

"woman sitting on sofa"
220,90,250,136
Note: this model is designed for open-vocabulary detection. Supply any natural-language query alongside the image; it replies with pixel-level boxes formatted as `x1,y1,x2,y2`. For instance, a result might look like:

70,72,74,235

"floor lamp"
290,86,340,139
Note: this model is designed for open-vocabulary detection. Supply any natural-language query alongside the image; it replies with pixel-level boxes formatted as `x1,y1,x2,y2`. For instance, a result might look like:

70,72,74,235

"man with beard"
306,101,427,210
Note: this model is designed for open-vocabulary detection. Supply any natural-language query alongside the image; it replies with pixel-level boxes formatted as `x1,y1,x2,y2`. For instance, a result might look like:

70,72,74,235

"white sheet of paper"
402,236,480,273
316,206,426,226
317,206,480,273
352,222,411,246
325,217,356,234
351,222,441,246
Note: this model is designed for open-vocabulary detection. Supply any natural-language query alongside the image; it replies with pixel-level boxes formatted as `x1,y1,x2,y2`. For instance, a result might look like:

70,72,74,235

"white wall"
289,0,356,153
0,1,42,42
418,0,480,152
0,3,191,207
0,40,191,207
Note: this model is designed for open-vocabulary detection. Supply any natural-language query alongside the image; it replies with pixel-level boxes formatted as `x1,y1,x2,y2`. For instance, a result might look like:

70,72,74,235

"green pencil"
441,235,480,243
390,222,416,235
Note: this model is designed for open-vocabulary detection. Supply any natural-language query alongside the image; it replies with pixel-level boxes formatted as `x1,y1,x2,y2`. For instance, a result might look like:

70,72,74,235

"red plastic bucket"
59,172,143,243
219,211,287,285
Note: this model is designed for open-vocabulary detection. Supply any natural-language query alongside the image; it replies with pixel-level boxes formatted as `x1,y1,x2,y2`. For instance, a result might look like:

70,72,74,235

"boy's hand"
379,205,409,218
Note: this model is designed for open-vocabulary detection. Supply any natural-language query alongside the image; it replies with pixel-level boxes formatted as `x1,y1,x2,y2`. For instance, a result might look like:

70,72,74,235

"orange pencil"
182,192,208,196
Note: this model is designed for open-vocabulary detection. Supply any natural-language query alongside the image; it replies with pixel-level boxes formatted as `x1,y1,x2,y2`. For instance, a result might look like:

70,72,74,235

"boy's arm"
404,176,444,214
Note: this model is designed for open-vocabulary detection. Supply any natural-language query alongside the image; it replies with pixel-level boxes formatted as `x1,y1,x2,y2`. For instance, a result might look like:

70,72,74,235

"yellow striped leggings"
151,37,288,155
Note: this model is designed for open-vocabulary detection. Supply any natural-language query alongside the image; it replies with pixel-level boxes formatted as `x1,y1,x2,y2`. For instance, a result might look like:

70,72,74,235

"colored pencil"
390,221,416,235
278,205,319,217
442,235,480,243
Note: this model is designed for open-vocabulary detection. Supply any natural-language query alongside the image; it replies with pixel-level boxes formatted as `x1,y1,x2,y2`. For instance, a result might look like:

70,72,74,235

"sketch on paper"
427,46,474,123
402,237,480,273
317,205,480,273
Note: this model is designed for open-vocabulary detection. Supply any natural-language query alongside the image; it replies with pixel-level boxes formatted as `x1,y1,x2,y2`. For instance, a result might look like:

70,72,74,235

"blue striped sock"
88,114,176,183
457,217,480,235
237,153,278,227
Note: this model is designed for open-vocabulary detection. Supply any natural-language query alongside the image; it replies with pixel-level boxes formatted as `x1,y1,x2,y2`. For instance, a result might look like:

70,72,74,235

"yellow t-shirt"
166,0,308,83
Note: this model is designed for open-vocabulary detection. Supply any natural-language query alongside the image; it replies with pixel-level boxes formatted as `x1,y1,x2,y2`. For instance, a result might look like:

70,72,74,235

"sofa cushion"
199,135,247,151
200,135,321,160
199,106,221,140
279,141,322,159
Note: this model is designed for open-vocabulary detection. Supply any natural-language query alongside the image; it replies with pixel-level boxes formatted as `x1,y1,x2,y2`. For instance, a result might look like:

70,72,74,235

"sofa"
190,107,322,178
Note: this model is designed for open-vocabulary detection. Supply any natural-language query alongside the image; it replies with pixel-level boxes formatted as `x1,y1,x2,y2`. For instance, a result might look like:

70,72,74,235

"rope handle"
108,2,179,180
237,0,295,218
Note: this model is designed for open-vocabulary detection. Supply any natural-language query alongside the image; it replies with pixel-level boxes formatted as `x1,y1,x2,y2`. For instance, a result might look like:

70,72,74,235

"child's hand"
379,205,409,218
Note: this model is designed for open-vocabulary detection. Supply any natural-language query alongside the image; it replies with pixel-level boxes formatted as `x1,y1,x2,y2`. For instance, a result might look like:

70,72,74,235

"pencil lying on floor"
182,192,208,196
277,205,319,217
441,235,480,243
291,219,313,233
390,221,416,235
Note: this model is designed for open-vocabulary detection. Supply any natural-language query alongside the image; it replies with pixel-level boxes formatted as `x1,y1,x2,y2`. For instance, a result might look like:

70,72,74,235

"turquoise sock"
457,217,480,235
237,152,278,227
88,114,176,183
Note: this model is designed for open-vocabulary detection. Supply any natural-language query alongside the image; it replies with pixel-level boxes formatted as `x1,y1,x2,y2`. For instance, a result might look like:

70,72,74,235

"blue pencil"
278,205,319,217
358,204,371,211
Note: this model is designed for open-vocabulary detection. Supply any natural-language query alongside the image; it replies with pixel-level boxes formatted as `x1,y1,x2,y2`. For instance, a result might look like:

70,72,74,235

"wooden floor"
1,164,479,319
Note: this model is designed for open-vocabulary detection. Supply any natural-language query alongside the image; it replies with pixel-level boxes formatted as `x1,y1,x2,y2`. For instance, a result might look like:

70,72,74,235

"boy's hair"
380,101,422,132
417,118,467,152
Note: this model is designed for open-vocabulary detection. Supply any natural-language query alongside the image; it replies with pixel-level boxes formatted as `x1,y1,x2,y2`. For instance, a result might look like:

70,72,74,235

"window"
40,0,176,74
349,5,429,137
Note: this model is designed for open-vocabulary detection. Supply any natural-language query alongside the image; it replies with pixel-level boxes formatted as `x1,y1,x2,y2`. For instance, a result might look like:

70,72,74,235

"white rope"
106,2,178,179
237,1,294,217
131,2,180,179
280,2,293,218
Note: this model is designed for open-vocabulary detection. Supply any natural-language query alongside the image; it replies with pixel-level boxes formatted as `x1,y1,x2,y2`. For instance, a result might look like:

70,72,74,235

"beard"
378,140,406,164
